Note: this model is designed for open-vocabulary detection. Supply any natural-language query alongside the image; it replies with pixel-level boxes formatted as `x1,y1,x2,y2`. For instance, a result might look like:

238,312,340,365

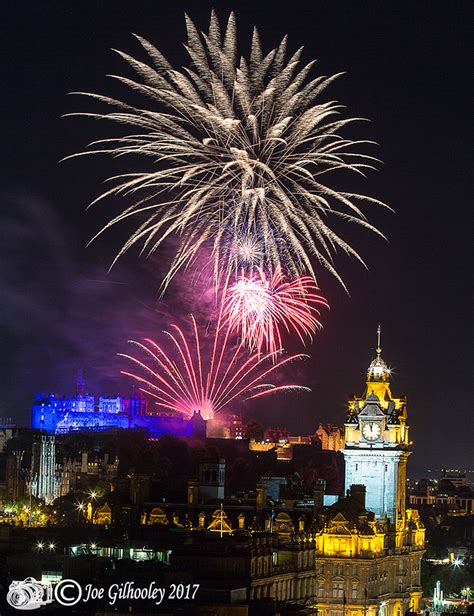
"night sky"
2,1,472,475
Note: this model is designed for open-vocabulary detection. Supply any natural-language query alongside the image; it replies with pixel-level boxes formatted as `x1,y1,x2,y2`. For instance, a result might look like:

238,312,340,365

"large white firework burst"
67,11,389,289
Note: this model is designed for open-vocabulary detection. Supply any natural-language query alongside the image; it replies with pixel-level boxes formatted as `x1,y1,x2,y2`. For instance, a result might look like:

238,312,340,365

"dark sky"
1,1,472,475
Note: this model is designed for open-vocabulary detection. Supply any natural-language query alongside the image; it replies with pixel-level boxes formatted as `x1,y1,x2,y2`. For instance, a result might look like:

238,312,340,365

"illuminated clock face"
362,422,381,441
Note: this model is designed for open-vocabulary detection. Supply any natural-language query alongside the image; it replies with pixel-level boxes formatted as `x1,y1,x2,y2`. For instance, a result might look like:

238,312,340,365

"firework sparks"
223,268,328,354
228,230,265,271
67,11,389,290
120,316,309,419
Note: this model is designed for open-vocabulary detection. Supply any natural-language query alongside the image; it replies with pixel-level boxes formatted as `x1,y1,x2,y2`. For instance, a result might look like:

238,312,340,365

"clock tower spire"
365,324,392,400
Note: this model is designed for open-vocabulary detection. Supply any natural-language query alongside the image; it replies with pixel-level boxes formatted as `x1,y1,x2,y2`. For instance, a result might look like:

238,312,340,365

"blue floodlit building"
32,391,205,438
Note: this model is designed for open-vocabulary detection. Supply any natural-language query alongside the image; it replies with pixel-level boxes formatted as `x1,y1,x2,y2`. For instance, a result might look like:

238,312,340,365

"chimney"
313,478,326,513
81,451,88,474
256,483,266,509
187,480,199,506
350,484,366,508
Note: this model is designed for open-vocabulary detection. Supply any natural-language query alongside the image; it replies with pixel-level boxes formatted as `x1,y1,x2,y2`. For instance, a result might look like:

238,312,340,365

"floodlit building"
315,423,345,451
314,327,425,615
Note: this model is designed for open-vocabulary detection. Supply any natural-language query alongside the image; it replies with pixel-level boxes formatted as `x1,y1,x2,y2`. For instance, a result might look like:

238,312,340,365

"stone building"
58,451,119,495
5,451,27,501
313,485,424,615
170,531,318,605
315,424,345,452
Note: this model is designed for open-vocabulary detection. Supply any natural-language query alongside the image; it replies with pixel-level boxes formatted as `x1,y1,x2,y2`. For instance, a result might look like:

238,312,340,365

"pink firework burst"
223,268,329,354
120,316,309,420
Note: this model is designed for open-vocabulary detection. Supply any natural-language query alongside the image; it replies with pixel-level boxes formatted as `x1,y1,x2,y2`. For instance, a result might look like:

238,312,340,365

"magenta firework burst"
223,268,329,354
120,316,309,419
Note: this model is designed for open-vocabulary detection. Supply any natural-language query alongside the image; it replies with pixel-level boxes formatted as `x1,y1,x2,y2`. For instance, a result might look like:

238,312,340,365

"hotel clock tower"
343,326,410,529
315,327,424,615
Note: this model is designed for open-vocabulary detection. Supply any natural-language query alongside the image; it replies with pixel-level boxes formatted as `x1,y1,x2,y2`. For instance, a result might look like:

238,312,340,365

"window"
332,581,344,598
351,582,358,599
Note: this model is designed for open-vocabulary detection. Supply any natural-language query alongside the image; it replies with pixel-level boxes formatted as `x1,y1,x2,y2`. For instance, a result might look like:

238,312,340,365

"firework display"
223,267,328,354
63,9,391,418
69,10,388,290
120,316,309,419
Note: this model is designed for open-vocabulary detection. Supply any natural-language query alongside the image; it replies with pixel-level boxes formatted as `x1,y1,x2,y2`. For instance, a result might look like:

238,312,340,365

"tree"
246,419,265,441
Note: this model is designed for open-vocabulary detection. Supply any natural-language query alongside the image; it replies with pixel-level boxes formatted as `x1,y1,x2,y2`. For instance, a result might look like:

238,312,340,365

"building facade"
58,451,120,496
315,424,345,452
5,451,27,501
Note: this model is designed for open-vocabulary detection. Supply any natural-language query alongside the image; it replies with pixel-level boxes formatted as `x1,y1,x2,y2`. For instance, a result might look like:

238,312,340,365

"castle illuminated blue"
31,371,206,438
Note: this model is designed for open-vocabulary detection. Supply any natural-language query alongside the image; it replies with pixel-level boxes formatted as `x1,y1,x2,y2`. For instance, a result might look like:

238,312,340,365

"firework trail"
120,315,309,419
67,11,389,290
222,267,329,354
